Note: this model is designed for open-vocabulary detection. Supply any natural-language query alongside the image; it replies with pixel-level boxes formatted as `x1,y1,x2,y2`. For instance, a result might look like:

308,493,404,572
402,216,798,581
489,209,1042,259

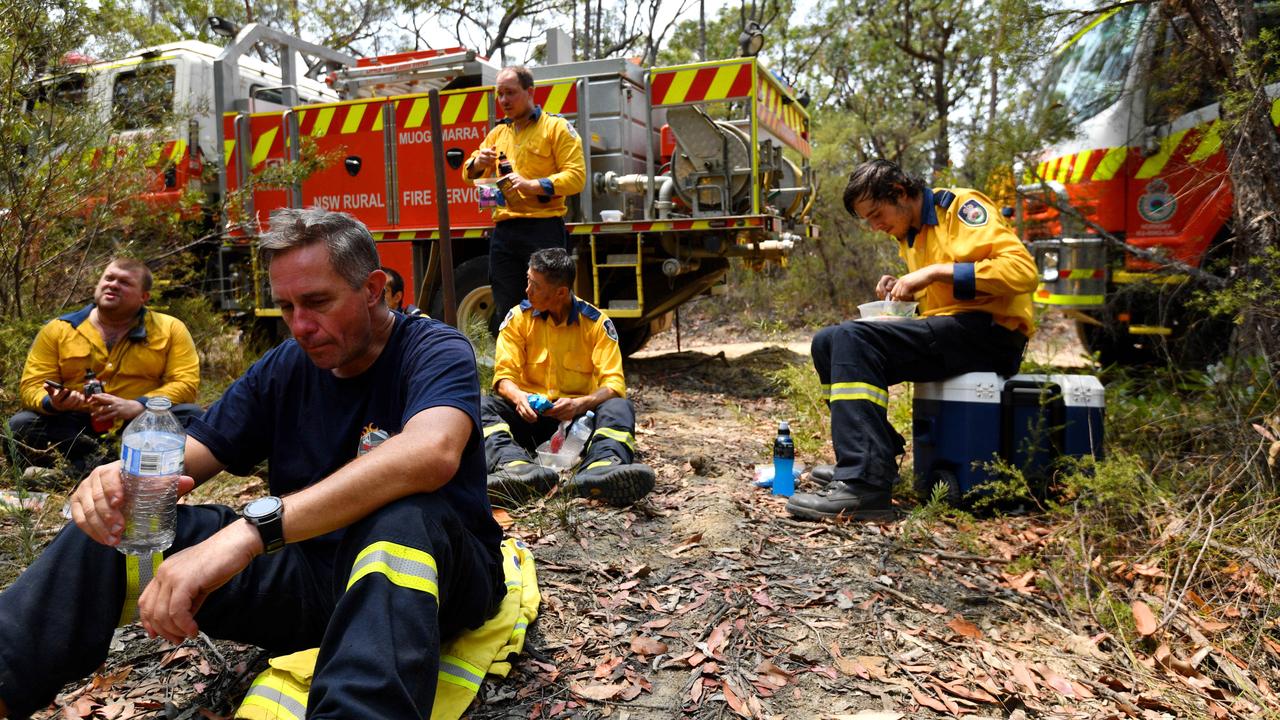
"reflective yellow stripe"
1135,129,1189,179
829,382,888,408
311,107,335,137
442,94,466,124
169,139,186,163
1069,149,1092,183
592,426,635,451
1128,325,1172,336
347,541,439,596
542,83,572,114
370,107,384,132
484,422,511,438
340,104,366,134
240,679,308,720
1033,293,1105,306
439,654,485,692
404,98,429,129
1091,146,1127,182
223,139,236,165
251,127,278,166
1055,153,1072,183
1272,97,1280,126
707,65,740,99
1187,121,1221,163
1112,271,1188,285
118,552,162,627
663,70,696,104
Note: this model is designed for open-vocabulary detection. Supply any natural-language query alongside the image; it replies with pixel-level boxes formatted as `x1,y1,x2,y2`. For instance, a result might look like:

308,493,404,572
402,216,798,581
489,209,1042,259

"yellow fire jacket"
901,187,1039,336
493,297,626,400
235,538,540,720
19,304,200,413
465,105,585,222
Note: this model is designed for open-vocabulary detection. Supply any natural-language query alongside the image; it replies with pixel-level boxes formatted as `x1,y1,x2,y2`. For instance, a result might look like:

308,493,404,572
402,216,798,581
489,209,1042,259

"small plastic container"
752,461,806,488
600,209,623,222
857,300,918,321
535,441,579,470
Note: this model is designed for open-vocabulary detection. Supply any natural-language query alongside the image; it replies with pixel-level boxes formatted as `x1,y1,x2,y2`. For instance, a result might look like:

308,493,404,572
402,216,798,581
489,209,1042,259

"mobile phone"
43,380,65,391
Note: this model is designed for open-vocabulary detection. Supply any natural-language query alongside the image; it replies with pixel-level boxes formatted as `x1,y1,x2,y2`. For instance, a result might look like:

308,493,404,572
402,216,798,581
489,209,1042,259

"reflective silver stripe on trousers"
244,683,307,720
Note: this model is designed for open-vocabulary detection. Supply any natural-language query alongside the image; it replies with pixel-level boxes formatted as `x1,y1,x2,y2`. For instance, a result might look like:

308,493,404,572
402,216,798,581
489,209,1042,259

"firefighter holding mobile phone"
7,259,202,479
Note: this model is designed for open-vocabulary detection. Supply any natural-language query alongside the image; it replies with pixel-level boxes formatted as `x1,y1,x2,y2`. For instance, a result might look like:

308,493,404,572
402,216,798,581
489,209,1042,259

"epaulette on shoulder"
518,299,534,312
935,189,957,210
575,299,602,322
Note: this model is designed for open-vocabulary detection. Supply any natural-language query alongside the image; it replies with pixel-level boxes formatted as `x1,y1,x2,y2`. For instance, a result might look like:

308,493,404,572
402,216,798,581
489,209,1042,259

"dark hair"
529,247,575,289
499,65,535,90
259,208,380,290
842,159,927,218
381,266,404,295
106,257,153,292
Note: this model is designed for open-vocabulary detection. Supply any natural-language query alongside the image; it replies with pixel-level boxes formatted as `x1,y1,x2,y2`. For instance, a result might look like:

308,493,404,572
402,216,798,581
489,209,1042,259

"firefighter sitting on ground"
788,159,1038,521
7,258,202,479
381,265,424,316
0,209,504,719
483,247,655,507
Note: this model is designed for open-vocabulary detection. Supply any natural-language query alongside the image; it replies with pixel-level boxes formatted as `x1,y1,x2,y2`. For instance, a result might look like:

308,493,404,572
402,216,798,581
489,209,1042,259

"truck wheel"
914,469,962,507
430,257,496,333
617,325,653,357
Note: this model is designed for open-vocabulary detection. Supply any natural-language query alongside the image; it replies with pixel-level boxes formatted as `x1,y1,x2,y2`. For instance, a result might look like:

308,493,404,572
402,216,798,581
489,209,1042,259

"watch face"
245,497,281,519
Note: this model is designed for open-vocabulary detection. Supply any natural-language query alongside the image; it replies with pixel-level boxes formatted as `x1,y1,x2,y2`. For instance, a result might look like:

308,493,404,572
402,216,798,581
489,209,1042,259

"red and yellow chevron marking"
144,139,187,167
650,60,753,106
1027,145,1131,185
393,90,489,129
533,82,578,115
1058,268,1105,280
567,216,768,234
370,228,489,241
754,69,810,156
296,100,386,138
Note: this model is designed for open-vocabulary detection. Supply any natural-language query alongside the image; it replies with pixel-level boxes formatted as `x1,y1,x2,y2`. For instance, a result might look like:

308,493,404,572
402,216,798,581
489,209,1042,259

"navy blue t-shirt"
188,314,502,555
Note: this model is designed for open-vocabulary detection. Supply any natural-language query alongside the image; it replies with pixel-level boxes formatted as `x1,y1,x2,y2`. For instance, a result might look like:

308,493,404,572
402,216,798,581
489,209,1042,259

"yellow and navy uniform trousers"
8,304,203,474
465,105,586,333
815,187,1036,490
0,497,502,719
484,296,636,472
482,394,638,472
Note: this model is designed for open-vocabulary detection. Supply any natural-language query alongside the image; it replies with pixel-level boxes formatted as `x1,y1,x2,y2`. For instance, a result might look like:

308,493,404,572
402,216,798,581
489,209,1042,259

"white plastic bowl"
858,300,918,320
600,209,623,222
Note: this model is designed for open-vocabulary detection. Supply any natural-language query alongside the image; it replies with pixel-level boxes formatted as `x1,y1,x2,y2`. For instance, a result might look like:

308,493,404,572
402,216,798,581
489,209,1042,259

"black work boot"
786,480,894,521
565,458,655,506
810,464,835,483
487,461,558,507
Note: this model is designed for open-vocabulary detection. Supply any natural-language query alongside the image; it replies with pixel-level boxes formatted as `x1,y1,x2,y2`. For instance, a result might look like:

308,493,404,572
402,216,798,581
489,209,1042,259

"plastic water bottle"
772,421,795,497
560,411,595,461
118,398,185,555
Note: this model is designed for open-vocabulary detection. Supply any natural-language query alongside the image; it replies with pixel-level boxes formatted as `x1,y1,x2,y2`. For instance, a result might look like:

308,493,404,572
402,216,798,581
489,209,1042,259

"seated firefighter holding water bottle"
786,159,1038,521
482,247,655,507
0,209,507,719
6,258,202,480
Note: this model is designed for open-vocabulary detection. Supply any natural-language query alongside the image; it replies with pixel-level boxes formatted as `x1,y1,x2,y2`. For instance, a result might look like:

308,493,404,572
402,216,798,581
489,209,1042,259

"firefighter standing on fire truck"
465,66,585,335
788,159,1038,521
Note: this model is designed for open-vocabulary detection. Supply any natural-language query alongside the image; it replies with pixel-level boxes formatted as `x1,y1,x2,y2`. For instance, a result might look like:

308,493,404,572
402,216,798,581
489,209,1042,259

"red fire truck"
1018,4,1280,364
210,24,813,352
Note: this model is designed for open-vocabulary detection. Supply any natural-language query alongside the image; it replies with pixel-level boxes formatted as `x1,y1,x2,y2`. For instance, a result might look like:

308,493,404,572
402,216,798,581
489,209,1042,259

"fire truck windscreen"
1040,4,1149,122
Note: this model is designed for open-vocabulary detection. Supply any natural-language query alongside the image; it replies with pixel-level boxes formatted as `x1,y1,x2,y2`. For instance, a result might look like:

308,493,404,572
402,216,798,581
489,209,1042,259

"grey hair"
258,208,380,290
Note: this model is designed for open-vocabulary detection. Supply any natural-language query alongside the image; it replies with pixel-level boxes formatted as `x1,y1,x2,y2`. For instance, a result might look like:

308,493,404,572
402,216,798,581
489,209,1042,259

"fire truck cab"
1019,3,1280,364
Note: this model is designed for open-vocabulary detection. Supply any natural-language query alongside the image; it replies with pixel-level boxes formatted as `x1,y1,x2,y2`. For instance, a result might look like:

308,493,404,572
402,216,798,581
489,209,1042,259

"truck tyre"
430,257,497,334
617,324,653,357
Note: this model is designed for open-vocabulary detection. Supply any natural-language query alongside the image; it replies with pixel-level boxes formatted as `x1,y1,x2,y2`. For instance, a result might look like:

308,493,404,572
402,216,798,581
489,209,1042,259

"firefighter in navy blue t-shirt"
0,209,503,719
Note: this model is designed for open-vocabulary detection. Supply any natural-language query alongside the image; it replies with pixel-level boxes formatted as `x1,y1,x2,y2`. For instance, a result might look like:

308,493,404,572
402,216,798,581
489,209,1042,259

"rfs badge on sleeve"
958,199,989,227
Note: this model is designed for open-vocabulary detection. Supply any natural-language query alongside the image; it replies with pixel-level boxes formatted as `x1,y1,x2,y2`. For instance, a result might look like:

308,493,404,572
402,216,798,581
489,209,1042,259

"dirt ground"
7,312,1273,719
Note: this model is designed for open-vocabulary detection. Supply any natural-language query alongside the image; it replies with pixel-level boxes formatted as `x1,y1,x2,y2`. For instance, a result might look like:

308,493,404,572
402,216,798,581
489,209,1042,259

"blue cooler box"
912,373,1105,504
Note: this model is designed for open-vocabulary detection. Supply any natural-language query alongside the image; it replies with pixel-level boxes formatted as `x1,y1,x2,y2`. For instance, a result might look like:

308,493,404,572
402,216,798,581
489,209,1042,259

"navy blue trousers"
481,395,637,471
0,495,501,718
812,313,1026,489
488,216,568,334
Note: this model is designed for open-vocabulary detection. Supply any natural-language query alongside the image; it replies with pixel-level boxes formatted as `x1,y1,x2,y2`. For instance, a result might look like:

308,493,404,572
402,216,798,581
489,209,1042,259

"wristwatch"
242,496,286,555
